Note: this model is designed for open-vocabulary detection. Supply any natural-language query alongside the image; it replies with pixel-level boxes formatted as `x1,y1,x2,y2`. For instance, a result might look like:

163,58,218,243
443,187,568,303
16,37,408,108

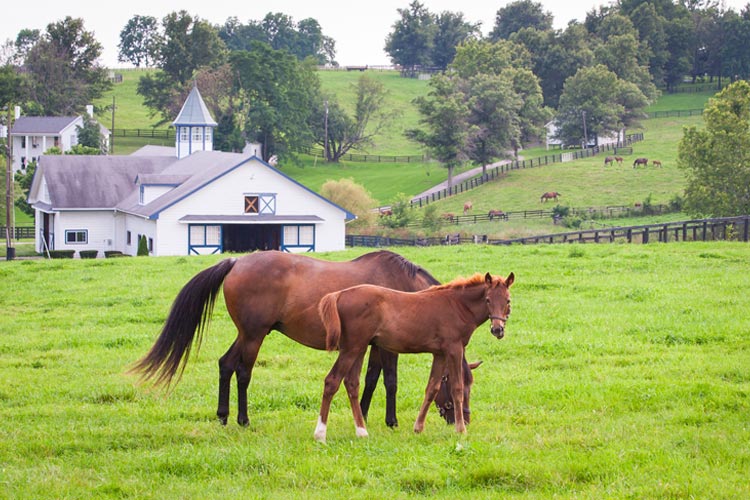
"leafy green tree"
555,64,648,147
0,64,24,107
14,161,36,216
678,80,750,216
159,11,226,86
384,0,436,69
311,74,397,162
489,0,553,41
407,74,470,188
431,11,481,70
118,15,162,68
76,116,106,153
230,42,319,162
137,235,149,256
21,17,111,115
319,178,377,228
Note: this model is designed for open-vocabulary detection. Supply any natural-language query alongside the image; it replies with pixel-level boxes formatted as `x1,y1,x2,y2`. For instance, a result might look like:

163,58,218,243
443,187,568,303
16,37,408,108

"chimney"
86,105,94,118
14,106,21,120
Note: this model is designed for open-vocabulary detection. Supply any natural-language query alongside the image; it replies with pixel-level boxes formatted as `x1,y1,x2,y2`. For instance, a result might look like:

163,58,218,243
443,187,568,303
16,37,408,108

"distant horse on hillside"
488,209,507,221
463,201,473,215
633,157,648,168
541,192,561,202
604,156,615,166
615,156,624,165
652,160,662,168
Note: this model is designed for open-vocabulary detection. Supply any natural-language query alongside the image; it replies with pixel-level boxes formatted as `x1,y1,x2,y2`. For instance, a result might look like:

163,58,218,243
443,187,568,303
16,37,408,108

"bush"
421,203,443,232
49,250,75,259
104,251,127,258
137,235,149,256
320,178,377,228
79,250,98,259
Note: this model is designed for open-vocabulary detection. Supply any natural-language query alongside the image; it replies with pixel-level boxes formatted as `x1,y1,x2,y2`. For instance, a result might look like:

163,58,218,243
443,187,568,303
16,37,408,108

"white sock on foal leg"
314,416,327,443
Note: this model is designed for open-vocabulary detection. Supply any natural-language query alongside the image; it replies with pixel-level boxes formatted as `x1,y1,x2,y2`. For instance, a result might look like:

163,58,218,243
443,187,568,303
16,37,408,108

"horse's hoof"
385,419,399,429
217,413,228,426
237,416,249,427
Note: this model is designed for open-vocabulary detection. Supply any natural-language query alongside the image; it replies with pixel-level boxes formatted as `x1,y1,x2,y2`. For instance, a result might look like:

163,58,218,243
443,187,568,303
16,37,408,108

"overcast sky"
2,0,748,68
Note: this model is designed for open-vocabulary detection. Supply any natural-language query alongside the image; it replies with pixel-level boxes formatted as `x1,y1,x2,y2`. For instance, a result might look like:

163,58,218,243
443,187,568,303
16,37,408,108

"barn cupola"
172,86,218,159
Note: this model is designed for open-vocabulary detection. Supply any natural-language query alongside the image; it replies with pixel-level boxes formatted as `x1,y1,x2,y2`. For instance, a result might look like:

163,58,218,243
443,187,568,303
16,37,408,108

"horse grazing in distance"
488,209,507,221
131,250,472,429
541,191,561,202
633,157,648,168
463,201,473,215
652,160,662,168
615,156,624,165
604,156,614,166
314,272,514,442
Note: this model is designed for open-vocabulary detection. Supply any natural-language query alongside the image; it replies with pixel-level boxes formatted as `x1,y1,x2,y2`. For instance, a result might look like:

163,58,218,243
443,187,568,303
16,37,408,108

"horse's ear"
485,272,492,286
506,272,515,287
468,360,483,370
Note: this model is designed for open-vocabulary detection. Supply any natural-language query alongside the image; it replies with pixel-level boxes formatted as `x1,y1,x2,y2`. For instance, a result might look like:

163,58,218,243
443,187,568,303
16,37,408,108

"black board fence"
1,226,34,240
346,216,750,248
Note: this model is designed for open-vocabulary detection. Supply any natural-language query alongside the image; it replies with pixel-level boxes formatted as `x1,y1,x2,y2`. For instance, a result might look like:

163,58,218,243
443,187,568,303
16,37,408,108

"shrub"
421,204,443,232
320,178,377,228
137,235,149,256
105,251,127,258
49,250,75,259
79,250,98,259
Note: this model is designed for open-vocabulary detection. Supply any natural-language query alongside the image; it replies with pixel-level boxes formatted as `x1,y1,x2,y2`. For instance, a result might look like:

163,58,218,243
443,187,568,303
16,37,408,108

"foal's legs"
414,354,446,434
343,354,368,438
445,350,467,434
315,348,367,443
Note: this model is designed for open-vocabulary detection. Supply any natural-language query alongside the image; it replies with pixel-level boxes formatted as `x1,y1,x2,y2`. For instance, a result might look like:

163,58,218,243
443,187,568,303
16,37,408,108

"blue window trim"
281,224,315,252
187,224,223,255
64,229,88,245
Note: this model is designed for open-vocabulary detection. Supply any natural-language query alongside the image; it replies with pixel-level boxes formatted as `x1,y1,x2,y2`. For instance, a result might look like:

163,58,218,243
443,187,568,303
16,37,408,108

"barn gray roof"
172,87,217,127
11,116,80,135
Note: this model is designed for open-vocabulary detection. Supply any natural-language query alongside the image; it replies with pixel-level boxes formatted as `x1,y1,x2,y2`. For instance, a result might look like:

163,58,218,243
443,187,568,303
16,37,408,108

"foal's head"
435,360,482,424
485,272,514,339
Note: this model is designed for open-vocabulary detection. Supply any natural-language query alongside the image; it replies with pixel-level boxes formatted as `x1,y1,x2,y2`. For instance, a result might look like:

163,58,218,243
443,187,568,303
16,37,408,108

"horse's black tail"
130,258,237,389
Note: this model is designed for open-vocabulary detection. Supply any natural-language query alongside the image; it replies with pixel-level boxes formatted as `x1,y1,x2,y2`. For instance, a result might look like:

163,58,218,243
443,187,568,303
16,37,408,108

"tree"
0,64,24,107
14,161,36,217
489,0,553,41
137,235,149,256
76,116,106,153
678,80,750,216
407,74,470,188
21,17,110,115
431,11,481,70
384,0,436,69
311,74,397,162
159,11,226,86
555,64,648,147
118,15,162,68
319,178,377,228
229,42,319,162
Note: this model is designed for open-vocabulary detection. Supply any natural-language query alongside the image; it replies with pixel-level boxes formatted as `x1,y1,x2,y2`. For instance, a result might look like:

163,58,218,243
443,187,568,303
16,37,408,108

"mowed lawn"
1,243,748,499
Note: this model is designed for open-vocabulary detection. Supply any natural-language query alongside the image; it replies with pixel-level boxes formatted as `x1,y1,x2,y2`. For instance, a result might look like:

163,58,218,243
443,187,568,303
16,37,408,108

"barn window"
284,225,314,246
244,195,259,214
65,229,88,244
190,225,221,246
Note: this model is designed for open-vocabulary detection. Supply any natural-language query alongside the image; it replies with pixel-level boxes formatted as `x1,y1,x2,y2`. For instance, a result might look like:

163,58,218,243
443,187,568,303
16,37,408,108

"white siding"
53,211,116,256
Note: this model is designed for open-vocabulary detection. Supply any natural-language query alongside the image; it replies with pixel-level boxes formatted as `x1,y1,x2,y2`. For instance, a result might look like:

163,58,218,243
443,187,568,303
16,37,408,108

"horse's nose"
491,324,505,339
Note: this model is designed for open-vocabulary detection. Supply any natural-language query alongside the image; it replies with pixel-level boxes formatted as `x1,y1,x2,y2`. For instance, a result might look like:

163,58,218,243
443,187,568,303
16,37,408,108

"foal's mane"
354,250,440,285
429,273,486,291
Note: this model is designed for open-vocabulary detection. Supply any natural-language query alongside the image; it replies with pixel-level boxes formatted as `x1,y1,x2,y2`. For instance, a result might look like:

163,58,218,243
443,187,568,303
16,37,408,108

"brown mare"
652,160,662,168
488,209,507,221
463,201,473,215
604,156,614,166
633,157,648,168
540,191,561,202
615,156,624,165
314,272,514,442
131,250,471,428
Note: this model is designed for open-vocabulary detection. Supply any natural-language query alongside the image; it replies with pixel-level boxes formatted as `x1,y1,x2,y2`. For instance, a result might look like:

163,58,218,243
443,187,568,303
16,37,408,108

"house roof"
11,116,80,135
31,151,356,221
172,87,217,127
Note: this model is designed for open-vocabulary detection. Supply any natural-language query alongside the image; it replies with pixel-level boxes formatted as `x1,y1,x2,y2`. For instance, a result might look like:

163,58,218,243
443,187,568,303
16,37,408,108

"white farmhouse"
27,87,354,257
9,105,109,172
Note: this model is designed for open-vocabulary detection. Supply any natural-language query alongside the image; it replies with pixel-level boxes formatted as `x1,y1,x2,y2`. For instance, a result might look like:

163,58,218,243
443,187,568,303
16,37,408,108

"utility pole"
582,110,588,150
110,96,115,155
5,105,15,260
324,99,329,162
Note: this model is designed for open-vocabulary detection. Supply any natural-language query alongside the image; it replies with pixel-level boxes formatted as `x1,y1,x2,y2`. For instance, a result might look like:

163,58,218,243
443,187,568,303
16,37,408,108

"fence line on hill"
346,216,750,248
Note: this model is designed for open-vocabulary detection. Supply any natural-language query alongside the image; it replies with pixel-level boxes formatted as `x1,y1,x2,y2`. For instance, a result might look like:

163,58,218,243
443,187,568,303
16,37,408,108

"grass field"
1,243,748,498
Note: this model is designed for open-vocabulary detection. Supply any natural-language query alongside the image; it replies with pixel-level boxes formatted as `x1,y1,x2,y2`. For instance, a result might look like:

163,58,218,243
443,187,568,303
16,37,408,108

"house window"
205,128,212,142
65,229,88,244
180,127,189,141
148,238,154,252
192,128,202,141
283,225,314,246
244,195,259,214
21,137,26,148
126,231,131,245
54,136,60,147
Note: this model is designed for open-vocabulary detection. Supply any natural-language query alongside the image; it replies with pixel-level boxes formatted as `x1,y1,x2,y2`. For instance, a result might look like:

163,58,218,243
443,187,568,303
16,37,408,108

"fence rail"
111,129,176,139
646,109,703,119
1,226,34,239
347,216,750,248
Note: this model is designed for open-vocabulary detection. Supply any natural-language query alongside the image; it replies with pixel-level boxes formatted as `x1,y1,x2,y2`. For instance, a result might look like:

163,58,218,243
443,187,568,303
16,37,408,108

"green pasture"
1,243,748,499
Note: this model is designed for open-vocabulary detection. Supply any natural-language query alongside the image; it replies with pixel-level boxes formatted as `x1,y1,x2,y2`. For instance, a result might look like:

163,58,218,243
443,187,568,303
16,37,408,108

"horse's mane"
429,273,486,291
354,250,440,285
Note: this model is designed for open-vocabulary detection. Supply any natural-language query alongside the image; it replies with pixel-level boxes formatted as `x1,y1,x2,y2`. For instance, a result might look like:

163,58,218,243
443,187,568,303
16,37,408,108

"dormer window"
244,193,276,215
244,195,259,214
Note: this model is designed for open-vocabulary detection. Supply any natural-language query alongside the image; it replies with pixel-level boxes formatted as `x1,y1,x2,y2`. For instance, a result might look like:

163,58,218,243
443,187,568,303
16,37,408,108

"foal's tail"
319,291,343,352
129,258,237,389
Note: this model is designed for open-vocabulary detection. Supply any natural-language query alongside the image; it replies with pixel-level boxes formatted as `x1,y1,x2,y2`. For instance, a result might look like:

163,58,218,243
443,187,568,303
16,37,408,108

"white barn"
27,87,354,257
